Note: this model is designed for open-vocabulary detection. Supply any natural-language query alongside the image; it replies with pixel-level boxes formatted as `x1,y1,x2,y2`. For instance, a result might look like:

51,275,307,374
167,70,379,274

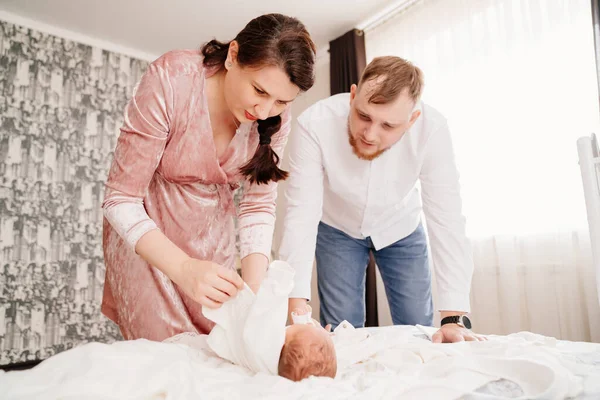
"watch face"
461,316,472,329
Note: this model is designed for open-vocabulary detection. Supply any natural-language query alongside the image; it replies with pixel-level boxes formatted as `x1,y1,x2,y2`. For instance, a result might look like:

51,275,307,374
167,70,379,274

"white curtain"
367,0,600,342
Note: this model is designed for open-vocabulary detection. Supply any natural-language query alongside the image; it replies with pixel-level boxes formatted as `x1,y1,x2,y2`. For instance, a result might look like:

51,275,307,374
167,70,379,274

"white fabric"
332,320,385,370
366,0,600,237
365,0,600,341
102,192,158,250
468,232,600,342
279,93,473,312
577,135,600,306
1,325,594,400
201,260,294,375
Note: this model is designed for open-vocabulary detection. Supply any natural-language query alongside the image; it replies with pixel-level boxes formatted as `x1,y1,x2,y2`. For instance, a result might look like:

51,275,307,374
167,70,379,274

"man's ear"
408,109,422,127
350,84,358,103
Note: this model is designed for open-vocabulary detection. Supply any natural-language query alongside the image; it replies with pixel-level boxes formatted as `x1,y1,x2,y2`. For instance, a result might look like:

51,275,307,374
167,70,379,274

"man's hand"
431,324,486,343
312,318,332,332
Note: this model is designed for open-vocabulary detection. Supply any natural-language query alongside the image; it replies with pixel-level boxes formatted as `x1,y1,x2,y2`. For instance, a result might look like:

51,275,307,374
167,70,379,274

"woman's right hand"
174,258,244,309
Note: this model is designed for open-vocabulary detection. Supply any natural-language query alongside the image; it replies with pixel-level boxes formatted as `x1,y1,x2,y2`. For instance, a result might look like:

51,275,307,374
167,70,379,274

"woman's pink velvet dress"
101,50,290,341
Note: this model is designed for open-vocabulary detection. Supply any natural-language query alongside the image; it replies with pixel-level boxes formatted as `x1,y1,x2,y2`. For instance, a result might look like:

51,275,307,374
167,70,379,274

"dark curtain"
328,29,378,327
329,29,367,95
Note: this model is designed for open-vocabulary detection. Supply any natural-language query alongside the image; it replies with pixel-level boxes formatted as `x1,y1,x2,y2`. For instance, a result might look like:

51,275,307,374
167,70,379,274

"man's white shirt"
278,93,474,312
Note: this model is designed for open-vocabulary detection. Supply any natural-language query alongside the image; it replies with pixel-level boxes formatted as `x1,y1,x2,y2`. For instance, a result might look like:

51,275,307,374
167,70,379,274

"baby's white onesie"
201,260,294,375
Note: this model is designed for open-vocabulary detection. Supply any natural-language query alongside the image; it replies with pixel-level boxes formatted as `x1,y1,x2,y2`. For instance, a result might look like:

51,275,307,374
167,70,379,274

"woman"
101,14,316,341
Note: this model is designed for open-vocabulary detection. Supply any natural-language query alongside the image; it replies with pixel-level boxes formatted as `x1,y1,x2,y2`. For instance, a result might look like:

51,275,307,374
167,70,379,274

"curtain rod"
324,0,424,54
356,0,424,33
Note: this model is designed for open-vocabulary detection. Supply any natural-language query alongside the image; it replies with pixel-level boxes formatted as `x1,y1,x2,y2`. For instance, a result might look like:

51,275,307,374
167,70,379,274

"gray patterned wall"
0,20,150,366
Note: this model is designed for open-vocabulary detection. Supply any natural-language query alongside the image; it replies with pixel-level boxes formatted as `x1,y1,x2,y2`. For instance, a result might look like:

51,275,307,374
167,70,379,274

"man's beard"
347,124,387,161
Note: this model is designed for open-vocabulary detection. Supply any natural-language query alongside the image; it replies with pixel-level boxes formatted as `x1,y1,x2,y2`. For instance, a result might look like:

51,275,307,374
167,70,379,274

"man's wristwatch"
441,315,472,329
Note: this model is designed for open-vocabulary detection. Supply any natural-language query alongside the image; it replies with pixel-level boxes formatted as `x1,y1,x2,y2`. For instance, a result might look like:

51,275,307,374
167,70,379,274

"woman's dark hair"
201,13,316,185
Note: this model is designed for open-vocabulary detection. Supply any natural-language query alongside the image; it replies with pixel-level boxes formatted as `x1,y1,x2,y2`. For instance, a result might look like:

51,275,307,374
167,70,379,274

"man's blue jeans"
316,222,433,329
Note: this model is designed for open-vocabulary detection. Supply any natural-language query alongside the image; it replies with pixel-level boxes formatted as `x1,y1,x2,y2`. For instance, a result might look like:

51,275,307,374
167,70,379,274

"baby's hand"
291,305,313,325
291,305,332,331
293,304,312,316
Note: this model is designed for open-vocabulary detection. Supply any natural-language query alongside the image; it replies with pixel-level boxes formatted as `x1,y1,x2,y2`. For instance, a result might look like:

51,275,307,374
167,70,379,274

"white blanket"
2,323,595,399
202,260,294,375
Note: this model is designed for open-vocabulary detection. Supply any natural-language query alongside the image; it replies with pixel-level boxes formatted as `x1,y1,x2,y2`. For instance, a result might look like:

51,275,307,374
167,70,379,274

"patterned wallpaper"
0,20,149,365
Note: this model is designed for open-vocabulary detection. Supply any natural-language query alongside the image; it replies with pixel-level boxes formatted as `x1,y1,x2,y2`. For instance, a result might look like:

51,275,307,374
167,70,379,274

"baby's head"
278,322,337,381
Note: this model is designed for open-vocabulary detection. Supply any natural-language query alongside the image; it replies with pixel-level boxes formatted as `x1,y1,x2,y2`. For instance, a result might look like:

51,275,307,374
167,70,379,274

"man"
279,56,480,343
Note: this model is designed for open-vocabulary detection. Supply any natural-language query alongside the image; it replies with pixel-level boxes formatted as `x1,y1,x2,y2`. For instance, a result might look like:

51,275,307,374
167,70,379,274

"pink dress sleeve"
237,108,292,260
102,62,173,250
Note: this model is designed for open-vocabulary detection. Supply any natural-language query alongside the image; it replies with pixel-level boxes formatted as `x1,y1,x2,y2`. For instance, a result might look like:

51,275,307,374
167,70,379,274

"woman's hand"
134,230,244,309
173,258,244,309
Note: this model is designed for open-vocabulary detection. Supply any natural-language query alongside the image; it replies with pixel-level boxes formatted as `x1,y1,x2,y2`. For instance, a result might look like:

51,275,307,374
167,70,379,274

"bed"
1,324,600,399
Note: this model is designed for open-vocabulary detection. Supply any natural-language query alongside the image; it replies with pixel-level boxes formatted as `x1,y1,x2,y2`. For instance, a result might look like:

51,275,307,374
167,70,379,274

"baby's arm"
291,304,313,324
291,305,332,332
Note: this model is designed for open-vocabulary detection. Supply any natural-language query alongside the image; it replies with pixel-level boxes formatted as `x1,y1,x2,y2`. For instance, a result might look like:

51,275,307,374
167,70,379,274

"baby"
200,261,337,382
278,305,337,381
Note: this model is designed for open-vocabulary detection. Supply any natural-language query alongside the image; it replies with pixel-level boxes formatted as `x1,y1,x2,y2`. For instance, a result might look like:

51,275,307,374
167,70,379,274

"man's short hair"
358,56,424,104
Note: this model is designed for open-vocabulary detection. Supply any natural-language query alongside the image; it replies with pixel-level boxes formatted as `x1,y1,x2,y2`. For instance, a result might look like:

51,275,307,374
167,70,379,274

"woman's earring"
226,61,232,68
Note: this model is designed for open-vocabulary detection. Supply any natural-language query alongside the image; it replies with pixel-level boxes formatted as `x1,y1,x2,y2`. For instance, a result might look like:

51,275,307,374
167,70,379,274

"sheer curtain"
367,0,600,341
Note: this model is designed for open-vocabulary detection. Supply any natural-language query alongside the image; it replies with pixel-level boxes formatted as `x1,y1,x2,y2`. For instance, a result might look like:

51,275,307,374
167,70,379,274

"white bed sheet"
2,325,600,400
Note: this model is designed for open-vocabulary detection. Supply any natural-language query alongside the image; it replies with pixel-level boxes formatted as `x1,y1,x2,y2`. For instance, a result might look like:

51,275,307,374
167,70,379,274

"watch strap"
441,315,472,329
441,316,461,326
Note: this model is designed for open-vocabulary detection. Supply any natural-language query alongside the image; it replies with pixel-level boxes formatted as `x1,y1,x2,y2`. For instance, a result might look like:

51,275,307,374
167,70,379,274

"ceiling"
0,0,398,59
